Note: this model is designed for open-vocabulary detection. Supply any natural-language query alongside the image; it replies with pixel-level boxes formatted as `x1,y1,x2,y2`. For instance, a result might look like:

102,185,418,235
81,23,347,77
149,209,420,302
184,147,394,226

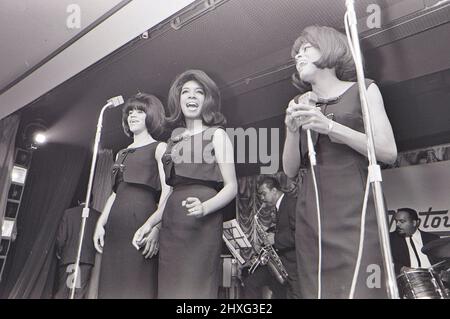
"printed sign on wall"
382,161,450,235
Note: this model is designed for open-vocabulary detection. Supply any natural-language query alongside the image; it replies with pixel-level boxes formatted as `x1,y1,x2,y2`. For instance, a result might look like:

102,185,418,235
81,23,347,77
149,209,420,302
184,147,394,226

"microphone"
294,92,318,166
106,95,124,108
70,93,124,299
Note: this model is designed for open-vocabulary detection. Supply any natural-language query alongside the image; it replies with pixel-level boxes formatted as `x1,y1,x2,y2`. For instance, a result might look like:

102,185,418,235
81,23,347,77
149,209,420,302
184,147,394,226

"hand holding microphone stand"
70,96,124,299
344,0,399,299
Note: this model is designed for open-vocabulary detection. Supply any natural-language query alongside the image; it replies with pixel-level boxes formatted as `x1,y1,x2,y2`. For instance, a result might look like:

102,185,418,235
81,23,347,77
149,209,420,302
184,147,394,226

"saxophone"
249,212,289,285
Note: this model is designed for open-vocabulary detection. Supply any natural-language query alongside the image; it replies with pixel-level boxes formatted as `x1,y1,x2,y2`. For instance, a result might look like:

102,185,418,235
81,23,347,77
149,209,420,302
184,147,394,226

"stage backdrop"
382,160,450,236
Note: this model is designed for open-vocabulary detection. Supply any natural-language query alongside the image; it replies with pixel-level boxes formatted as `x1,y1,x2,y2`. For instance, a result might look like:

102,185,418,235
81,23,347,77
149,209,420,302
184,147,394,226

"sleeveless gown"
98,142,161,298
158,127,224,299
295,80,389,298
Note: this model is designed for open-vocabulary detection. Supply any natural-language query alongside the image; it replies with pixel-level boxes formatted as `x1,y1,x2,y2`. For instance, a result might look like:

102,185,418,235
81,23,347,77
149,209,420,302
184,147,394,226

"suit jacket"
273,193,297,276
56,205,101,266
274,194,296,252
389,230,440,275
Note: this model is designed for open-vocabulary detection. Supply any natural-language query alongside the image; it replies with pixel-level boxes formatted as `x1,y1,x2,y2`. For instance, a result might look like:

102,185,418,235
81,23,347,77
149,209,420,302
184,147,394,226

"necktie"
409,237,422,267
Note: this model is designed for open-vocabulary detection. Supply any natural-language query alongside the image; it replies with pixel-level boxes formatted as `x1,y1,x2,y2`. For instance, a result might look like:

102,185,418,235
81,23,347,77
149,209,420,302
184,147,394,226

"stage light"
34,132,47,145
22,119,48,150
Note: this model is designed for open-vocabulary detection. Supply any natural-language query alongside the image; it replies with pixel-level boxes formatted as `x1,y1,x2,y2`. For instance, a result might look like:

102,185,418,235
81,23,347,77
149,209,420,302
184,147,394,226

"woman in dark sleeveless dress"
93,93,170,298
282,26,397,298
145,69,237,298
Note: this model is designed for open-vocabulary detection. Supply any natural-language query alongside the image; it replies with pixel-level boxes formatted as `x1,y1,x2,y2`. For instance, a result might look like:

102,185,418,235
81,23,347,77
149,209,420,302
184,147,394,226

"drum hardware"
397,267,449,299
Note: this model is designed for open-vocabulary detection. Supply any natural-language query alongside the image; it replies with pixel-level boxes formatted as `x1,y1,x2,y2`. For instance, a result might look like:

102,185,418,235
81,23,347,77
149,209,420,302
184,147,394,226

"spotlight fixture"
34,132,47,145
22,119,48,150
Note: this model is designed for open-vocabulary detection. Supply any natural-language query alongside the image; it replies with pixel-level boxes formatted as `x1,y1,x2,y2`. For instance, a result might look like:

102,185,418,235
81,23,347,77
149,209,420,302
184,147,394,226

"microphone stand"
70,97,121,299
345,0,399,299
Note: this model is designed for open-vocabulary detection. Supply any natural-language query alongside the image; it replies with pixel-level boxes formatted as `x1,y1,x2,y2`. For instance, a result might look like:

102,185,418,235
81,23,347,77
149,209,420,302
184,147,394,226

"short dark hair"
122,93,166,140
166,69,226,128
259,176,281,192
397,208,419,221
291,25,358,93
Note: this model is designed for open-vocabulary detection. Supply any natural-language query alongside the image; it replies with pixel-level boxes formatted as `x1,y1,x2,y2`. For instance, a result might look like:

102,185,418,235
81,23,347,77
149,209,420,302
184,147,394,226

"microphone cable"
309,161,322,299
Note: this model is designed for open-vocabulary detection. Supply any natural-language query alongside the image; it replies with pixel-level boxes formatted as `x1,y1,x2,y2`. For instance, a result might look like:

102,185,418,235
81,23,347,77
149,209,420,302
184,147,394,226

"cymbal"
422,237,450,259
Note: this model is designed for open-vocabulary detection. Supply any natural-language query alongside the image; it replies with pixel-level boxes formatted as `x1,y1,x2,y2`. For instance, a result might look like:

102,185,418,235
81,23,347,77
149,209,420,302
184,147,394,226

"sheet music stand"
222,219,252,265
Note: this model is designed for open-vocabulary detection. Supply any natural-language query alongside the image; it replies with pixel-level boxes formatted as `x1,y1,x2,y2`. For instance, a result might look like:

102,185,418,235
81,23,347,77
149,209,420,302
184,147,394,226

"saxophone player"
243,177,301,299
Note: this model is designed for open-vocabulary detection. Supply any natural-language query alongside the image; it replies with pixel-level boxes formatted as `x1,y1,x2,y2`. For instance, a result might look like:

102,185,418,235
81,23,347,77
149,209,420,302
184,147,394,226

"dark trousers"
54,263,93,299
242,265,286,299
281,250,302,299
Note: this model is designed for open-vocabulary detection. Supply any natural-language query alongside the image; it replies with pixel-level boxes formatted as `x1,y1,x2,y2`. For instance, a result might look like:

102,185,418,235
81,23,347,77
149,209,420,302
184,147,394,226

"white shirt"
275,193,284,211
405,230,432,268
265,193,284,246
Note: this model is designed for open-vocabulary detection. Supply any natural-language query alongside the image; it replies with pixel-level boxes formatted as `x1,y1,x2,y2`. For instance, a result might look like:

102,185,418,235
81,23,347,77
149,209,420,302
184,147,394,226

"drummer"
389,208,441,275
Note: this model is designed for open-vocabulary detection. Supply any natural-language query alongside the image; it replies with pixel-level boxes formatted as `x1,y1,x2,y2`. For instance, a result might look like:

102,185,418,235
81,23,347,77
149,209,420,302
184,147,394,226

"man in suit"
389,208,440,275
242,177,300,299
54,200,100,299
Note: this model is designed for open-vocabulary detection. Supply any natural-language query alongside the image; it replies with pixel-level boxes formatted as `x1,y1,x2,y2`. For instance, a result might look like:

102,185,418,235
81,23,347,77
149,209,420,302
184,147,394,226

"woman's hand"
141,226,160,259
285,98,303,133
291,103,333,135
93,223,105,254
132,222,152,250
184,197,206,218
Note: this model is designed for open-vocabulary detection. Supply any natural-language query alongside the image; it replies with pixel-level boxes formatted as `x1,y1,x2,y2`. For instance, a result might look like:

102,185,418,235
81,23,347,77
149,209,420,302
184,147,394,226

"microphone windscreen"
107,96,124,108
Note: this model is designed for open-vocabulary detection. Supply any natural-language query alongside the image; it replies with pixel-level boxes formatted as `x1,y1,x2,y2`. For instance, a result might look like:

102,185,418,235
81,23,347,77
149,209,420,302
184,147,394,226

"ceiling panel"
0,0,125,91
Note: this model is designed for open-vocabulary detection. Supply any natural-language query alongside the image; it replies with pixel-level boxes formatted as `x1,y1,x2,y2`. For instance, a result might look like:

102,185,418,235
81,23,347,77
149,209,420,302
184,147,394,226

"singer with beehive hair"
282,25,397,298
156,69,237,299
93,93,171,298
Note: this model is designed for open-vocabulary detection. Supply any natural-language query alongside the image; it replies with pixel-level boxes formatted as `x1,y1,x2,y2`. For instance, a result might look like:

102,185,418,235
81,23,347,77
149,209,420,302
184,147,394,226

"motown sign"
382,160,450,236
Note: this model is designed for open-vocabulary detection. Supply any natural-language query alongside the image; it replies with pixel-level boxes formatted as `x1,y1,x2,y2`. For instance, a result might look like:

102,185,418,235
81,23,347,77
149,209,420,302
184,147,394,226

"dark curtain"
0,114,20,233
87,148,113,299
384,143,450,168
0,144,88,299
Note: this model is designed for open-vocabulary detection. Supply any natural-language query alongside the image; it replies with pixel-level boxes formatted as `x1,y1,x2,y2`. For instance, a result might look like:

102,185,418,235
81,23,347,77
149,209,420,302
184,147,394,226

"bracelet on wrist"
326,120,334,135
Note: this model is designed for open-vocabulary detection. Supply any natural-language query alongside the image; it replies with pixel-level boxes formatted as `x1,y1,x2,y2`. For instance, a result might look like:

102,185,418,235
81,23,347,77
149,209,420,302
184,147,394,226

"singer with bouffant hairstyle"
282,25,397,298
121,93,166,139
156,69,237,298
165,69,226,129
93,93,171,298
290,25,358,93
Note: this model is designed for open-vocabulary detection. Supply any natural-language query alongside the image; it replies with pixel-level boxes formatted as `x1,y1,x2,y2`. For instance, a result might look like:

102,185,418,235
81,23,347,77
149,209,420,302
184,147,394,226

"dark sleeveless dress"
158,127,224,299
296,80,388,298
98,142,161,299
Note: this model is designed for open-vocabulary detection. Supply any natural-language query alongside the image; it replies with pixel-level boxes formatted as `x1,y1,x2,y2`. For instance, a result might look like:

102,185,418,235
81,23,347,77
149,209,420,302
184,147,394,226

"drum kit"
397,237,450,299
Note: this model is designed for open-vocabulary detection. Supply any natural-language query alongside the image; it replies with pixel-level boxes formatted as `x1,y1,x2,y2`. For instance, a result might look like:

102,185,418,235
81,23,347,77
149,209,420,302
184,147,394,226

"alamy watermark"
169,126,280,175
366,4,381,29
66,4,81,29
65,263,81,289
64,3,381,30
366,264,382,289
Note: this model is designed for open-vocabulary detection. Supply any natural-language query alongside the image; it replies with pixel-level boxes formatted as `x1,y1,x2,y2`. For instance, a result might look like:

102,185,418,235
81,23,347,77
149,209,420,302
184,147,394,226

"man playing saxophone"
243,177,301,299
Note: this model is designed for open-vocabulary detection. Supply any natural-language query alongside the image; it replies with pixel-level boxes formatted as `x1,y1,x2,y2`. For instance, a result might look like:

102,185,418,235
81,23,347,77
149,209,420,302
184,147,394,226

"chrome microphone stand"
345,0,399,299
70,96,123,299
